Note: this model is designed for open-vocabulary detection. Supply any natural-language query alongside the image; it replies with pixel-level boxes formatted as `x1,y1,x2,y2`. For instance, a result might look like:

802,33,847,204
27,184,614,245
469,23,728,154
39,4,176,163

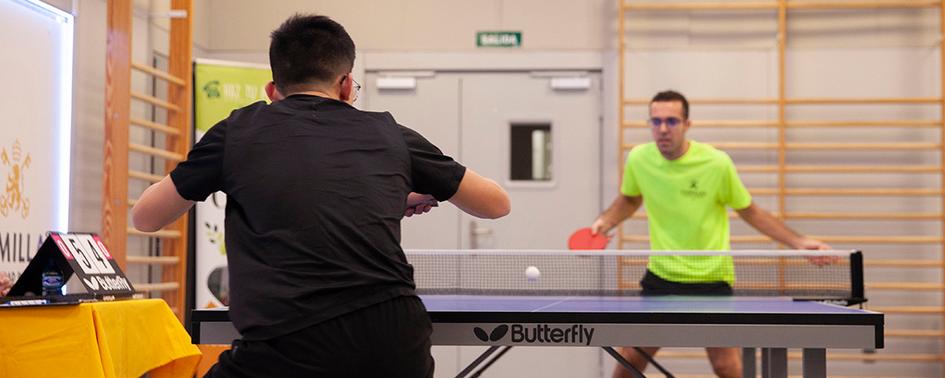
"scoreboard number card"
8,232,134,298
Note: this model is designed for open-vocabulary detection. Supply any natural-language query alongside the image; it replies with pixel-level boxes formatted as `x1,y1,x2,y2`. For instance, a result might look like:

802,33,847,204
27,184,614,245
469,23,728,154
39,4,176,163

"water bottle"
41,261,64,297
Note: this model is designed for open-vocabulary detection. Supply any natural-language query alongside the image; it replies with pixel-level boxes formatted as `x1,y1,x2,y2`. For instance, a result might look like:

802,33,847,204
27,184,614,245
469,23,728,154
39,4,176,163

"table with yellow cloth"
0,299,202,378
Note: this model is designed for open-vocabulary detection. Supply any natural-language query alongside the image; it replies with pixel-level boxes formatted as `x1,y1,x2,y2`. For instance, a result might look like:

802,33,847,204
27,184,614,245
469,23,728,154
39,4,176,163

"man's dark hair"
651,90,689,119
269,14,355,93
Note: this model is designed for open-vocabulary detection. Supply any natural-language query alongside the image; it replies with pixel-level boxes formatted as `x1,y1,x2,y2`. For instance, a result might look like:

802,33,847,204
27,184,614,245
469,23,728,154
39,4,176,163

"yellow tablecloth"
0,299,201,378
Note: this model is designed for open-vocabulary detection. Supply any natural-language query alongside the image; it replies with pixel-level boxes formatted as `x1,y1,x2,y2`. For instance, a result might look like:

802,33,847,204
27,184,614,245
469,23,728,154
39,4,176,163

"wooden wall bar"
618,0,944,371
105,0,193,320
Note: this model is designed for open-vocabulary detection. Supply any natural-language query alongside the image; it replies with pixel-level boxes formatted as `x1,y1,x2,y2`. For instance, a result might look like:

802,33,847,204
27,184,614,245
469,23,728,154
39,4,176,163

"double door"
365,71,602,251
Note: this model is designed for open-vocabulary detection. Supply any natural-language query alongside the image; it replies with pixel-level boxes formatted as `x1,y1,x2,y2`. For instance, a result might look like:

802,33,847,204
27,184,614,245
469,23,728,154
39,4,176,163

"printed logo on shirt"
473,324,595,345
680,179,707,199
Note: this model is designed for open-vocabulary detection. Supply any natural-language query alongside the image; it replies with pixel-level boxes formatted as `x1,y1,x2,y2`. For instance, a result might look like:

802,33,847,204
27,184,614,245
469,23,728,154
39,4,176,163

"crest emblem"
1,139,31,219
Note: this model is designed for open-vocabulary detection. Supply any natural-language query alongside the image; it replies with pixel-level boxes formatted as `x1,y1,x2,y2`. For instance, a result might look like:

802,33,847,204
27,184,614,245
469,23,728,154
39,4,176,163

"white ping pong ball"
525,266,541,281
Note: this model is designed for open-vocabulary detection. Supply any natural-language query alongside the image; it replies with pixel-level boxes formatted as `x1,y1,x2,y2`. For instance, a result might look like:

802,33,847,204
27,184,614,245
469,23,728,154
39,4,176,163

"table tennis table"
191,294,882,378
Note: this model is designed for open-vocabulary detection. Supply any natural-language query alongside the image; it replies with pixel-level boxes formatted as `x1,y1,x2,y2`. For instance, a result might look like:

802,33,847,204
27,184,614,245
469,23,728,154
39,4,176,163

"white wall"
198,0,610,52
45,0,945,376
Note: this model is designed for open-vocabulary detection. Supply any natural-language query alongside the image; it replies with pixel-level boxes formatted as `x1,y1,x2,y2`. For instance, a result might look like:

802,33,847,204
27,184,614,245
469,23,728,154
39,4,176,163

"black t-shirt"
171,94,466,340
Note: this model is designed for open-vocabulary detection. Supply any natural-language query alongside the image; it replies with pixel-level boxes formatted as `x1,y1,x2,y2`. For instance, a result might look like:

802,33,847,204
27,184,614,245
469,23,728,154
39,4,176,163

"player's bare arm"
592,195,643,236
448,168,510,219
131,175,194,232
735,202,830,250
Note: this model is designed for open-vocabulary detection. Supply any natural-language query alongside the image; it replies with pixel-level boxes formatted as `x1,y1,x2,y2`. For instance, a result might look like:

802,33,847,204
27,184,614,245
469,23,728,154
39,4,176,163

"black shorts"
205,295,434,378
640,269,733,296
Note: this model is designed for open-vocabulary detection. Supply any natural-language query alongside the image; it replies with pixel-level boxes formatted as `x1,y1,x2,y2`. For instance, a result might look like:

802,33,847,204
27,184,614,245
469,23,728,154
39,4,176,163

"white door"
364,71,604,378
458,73,602,250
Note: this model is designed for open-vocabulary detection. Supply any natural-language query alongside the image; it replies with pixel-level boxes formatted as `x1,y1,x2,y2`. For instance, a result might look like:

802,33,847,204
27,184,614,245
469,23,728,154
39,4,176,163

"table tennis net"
406,250,864,305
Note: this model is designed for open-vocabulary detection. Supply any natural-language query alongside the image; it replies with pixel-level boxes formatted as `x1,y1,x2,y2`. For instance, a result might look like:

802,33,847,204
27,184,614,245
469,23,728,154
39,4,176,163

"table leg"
742,347,756,378
633,347,673,377
602,346,648,378
761,348,787,378
456,346,502,378
470,346,513,378
802,348,826,378
191,320,201,343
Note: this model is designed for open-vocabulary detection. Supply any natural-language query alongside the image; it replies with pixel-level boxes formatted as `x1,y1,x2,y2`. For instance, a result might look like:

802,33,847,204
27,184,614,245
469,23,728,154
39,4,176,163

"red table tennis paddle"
568,227,610,250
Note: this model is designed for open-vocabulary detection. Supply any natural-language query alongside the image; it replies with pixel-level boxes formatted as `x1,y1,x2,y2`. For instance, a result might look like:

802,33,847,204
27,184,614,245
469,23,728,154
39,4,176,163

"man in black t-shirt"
132,14,510,377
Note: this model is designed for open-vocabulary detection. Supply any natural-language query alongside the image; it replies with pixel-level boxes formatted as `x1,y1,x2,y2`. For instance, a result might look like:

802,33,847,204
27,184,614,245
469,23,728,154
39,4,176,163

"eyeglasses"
648,117,684,128
342,75,362,103
352,78,361,102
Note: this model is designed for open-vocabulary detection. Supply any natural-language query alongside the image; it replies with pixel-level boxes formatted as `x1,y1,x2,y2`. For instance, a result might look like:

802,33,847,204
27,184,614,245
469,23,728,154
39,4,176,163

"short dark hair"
650,90,689,119
269,14,355,93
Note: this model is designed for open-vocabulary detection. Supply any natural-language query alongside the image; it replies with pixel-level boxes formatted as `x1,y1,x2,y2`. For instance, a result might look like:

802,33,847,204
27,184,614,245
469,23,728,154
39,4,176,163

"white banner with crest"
0,0,73,282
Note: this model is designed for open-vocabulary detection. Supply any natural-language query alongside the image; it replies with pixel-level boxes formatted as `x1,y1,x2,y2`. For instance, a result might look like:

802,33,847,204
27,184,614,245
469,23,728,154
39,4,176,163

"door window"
509,123,552,181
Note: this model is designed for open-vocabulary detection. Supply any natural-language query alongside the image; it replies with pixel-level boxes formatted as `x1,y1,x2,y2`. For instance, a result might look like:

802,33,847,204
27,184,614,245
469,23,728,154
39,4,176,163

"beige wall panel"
624,11,692,49
44,0,72,12
500,0,608,50
133,0,149,12
206,0,411,51
299,0,409,50
621,8,939,49
623,50,776,100
206,0,295,50
193,0,210,49
149,0,169,33
788,9,940,48
690,10,778,48
875,8,941,46
202,0,615,51
787,48,940,98
397,0,500,50
72,0,108,235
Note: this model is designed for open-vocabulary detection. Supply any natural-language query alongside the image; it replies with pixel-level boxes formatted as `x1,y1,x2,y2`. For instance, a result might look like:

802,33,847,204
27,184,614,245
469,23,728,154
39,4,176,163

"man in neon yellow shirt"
591,90,830,378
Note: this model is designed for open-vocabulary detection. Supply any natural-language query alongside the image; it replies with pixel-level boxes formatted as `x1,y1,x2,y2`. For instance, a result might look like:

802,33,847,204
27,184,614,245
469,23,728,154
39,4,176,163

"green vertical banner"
193,60,271,309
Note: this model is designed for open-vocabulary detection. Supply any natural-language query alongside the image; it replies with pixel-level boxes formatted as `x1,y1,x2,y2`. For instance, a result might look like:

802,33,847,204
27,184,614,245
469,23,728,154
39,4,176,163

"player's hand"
0,273,11,296
405,193,438,217
404,203,434,217
796,238,838,266
590,217,614,237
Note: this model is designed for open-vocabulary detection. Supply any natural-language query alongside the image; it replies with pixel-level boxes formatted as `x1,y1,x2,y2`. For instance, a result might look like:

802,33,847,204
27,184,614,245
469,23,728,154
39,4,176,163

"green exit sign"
477,31,522,48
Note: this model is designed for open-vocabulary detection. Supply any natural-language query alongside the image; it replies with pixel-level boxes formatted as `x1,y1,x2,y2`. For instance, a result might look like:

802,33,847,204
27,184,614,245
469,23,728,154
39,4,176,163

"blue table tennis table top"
420,294,867,315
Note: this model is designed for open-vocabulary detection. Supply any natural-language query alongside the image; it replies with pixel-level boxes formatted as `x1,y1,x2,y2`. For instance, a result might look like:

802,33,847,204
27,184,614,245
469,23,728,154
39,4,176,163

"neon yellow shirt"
621,141,752,284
